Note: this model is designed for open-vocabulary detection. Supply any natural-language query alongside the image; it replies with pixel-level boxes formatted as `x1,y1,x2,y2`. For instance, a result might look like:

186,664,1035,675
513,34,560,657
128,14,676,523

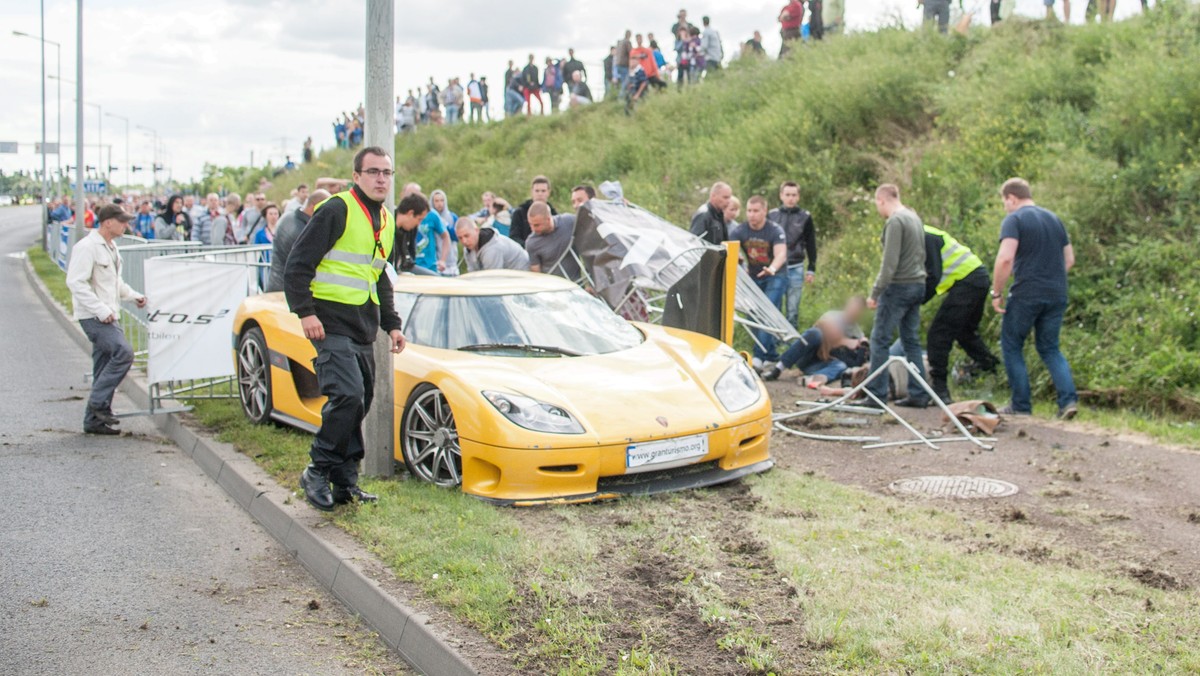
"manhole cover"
889,476,1018,499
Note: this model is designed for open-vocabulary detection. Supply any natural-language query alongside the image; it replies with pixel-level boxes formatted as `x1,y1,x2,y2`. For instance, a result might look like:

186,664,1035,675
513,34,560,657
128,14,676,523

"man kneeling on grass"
762,295,870,387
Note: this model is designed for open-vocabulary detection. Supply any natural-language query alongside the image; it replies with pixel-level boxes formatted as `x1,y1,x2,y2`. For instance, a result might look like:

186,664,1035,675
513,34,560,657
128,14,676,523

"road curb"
24,256,478,676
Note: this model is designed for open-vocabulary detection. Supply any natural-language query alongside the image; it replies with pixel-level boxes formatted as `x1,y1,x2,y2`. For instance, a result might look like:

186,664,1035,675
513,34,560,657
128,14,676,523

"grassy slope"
276,7,1200,419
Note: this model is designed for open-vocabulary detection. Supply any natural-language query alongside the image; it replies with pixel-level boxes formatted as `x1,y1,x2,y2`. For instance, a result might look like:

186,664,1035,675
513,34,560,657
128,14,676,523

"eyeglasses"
362,168,395,178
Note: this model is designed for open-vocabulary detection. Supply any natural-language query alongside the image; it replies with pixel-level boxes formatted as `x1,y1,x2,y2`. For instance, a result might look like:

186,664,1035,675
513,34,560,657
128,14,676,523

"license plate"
626,434,709,471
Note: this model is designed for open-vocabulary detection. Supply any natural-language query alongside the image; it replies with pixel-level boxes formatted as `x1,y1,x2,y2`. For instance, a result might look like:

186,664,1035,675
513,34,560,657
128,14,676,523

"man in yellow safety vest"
921,224,1000,402
284,146,408,511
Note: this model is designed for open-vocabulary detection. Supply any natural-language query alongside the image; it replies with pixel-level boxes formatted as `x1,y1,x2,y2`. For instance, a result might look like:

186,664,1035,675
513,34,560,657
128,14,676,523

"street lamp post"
105,112,130,191
136,125,158,195
22,35,63,197
12,14,55,250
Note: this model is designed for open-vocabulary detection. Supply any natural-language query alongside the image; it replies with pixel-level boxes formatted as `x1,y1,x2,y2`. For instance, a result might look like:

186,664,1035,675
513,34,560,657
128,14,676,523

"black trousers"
926,267,997,383
810,1,824,40
309,333,375,487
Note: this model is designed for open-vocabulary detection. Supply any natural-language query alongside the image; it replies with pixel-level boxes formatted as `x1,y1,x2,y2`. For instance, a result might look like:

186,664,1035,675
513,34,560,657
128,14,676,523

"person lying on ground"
762,295,870,384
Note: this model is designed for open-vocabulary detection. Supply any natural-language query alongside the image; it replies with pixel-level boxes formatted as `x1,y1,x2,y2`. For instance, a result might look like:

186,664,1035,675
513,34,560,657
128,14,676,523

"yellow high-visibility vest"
310,190,395,305
925,224,982,296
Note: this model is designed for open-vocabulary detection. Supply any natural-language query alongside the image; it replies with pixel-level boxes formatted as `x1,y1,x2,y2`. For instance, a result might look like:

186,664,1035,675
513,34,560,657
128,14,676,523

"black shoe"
932,383,953,404
332,485,379,505
84,424,119,436
894,396,930,409
761,366,783,382
300,467,334,512
855,397,884,409
88,406,120,426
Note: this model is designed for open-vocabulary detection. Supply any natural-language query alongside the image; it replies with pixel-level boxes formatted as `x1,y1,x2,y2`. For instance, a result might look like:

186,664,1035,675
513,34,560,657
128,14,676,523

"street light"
136,125,158,195
105,112,130,191
14,28,62,200
13,16,52,249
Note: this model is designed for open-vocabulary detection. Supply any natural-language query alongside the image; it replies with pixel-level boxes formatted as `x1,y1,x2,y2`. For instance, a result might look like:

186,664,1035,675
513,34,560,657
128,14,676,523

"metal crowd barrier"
109,241,270,414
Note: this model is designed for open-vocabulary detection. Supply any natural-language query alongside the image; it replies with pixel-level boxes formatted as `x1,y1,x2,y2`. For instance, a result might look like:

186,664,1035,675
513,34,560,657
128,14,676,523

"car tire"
237,327,273,425
401,384,462,488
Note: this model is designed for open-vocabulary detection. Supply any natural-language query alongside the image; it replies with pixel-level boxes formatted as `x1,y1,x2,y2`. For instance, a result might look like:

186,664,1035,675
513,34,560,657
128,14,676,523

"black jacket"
509,199,557,247
283,184,403,344
689,202,726,245
768,206,817,270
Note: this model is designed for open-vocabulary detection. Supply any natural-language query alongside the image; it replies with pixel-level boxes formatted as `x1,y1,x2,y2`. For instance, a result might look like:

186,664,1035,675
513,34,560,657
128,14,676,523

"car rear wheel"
237,327,273,424
401,384,462,487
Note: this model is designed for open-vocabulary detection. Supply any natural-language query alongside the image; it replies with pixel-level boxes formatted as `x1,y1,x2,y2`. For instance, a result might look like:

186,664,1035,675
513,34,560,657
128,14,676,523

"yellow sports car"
233,271,772,505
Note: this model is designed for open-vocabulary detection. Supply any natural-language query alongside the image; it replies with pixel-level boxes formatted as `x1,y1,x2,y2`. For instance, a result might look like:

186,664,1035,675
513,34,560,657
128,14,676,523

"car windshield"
404,288,644,356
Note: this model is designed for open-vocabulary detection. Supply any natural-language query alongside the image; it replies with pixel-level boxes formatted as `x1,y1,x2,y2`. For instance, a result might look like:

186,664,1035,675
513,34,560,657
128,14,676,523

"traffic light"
131,166,143,172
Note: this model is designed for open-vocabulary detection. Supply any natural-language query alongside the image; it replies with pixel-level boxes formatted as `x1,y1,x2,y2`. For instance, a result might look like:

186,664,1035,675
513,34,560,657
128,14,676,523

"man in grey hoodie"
865,183,929,408
701,16,723,74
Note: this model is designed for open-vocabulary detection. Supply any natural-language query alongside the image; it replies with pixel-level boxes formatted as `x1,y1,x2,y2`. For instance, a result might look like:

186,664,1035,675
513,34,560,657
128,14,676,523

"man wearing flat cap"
66,204,147,435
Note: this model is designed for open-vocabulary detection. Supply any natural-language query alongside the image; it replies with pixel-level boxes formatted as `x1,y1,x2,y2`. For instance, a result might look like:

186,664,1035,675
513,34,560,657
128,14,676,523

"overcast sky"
1,0,1146,187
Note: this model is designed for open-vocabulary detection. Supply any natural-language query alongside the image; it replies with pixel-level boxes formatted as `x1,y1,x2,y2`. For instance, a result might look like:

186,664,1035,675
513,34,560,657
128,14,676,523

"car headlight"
482,391,585,434
714,358,762,412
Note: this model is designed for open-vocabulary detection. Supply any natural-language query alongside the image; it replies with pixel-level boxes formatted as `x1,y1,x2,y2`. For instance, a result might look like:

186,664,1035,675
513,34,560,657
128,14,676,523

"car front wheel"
236,327,273,424
401,384,462,487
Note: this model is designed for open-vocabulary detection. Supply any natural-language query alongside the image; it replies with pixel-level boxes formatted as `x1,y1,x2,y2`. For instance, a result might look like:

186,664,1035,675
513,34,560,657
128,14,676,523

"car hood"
405,323,766,448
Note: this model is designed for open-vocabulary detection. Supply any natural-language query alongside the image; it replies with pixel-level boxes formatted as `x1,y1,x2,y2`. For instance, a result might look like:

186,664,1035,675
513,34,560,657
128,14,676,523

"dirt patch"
767,382,1200,589
509,482,809,674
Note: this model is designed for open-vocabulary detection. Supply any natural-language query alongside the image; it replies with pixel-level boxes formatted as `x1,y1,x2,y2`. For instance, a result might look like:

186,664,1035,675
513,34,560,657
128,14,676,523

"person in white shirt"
66,204,147,434
283,183,308,214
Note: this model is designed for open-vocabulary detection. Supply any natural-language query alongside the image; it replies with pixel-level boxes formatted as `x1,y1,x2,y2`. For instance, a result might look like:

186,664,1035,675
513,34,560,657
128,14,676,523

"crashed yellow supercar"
233,270,772,505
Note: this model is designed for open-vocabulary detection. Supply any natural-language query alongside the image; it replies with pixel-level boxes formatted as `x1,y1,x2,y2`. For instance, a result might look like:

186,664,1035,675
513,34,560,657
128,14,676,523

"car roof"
393,270,580,297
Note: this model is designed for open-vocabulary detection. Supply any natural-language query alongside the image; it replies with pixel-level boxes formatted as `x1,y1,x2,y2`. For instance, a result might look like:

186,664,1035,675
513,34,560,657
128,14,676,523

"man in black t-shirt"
991,177,1078,419
730,196,788,368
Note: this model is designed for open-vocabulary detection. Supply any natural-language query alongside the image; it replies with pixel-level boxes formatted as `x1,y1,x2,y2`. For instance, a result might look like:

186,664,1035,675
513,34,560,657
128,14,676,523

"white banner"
145,258,256,384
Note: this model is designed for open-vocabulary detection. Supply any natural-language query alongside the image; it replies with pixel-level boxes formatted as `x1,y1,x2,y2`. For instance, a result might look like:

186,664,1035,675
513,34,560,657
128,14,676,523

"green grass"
27,246,70,309
751,468,1200,673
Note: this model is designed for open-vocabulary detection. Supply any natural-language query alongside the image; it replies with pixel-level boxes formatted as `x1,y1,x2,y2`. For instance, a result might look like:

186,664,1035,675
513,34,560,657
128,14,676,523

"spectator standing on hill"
864,184,929,408
543,57,563,113
285,146,405,512
768,181,817,327
603,47,615,99
918,223,998,402
526,202,580,280
467,74,484,123
522,55,544,115
630,35,662,90
779,0,804,56
731,196,788,368
690,182,732,245
66,204,147,435
444,78,464,124
563,49,586,87
509,176,557,247
919,0,951,33
458,219,530,272
701,17,724,73
616,31,633,100
479,77,491,121
991,177,1078,419
809,0,826,40
505,70,524,117
303,136,313,163
671,9,693,39
268,189,330,293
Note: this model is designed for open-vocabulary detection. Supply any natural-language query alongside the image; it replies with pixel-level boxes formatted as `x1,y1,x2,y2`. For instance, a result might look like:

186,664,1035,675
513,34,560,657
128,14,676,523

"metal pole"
106,112,129,190
362,0,395,478
55,42,61,197
39,2,49,252
70,0,84,266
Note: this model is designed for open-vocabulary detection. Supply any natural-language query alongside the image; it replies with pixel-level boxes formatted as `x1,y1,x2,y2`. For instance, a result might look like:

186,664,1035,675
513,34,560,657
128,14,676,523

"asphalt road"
0,206,404,674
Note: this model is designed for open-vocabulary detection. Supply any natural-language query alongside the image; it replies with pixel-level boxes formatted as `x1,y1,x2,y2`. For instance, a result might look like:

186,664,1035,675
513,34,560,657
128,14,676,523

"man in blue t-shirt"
991,177,1078,419
730,195,787,368
413,209,450,274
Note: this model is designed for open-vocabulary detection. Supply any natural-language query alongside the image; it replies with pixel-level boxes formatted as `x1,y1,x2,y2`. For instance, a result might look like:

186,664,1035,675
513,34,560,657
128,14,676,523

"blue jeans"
753,273,788,361
504,89,523,116
615,65,630,100
1000,295,1077,413
867,283,927,401
779,327,847,380
445,104,460,124
785,264,806,326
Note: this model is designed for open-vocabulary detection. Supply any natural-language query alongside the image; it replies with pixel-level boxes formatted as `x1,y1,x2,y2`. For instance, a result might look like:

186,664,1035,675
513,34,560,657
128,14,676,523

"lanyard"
349,189,388,260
